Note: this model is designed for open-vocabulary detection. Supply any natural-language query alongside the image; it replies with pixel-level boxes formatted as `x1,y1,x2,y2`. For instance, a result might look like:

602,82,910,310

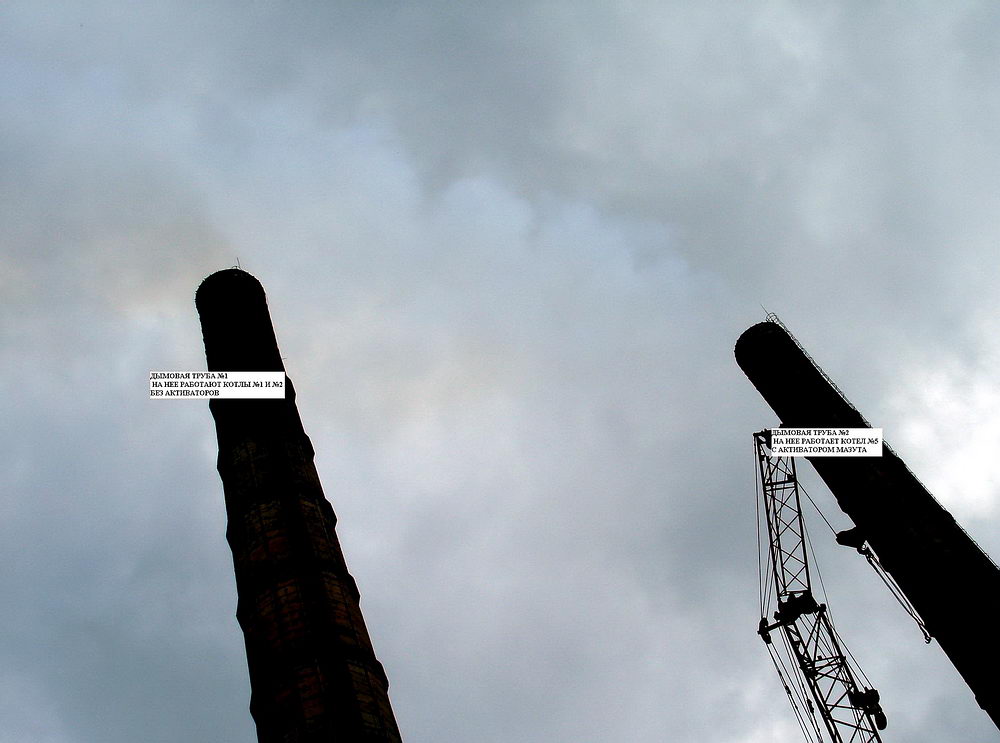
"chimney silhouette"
196,269,402,742
736,320,1000,729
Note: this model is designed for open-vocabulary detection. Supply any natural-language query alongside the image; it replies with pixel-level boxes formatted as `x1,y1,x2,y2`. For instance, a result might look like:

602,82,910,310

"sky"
3,2,1000,741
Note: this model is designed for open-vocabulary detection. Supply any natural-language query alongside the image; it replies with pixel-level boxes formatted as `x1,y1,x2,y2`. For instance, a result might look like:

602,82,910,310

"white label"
149,372,285,399
768,428,883,457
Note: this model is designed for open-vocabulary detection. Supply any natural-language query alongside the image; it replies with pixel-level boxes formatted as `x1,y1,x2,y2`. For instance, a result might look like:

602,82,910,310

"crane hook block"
757,618,772,644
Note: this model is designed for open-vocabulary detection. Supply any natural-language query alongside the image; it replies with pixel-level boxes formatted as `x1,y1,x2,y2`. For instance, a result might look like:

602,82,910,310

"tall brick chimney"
196,268,402,742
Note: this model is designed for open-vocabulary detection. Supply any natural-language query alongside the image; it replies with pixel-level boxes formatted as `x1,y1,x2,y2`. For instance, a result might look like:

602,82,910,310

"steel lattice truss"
755,431,887,743
758,449,811,599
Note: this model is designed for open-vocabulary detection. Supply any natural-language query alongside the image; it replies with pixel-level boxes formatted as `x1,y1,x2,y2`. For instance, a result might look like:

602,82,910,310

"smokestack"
735,320,1000,729
196,269,402,742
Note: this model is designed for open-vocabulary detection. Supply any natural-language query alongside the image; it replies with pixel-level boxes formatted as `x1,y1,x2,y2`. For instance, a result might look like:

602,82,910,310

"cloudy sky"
4,2,1000,741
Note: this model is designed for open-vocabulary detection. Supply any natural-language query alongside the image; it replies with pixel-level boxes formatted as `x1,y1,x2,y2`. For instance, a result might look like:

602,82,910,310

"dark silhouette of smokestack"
736,320,1000,729
196,269,402,742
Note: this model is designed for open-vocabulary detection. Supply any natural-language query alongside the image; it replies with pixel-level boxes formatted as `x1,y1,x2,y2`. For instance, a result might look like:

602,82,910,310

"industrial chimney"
196,268,402,742
736,319,1000,729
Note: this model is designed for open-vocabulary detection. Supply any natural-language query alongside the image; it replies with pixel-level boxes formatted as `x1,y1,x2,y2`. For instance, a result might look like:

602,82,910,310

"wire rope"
756,439,766,617
769,643,823,743
779,628,826,742
799,473,932,642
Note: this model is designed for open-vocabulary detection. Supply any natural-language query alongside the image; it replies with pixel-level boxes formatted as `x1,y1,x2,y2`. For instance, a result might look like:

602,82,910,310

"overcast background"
3,2,1000,741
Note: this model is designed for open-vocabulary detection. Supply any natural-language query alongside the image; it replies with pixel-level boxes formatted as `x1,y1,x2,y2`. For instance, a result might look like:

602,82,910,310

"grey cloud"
3,2,1000,742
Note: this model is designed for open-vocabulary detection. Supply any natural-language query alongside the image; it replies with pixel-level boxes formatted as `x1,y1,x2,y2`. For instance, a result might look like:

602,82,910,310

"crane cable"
779,629,826,742
796,477,932,644
859,547,932,644
767,641,824,743
755,453,773,618
801,516,874,689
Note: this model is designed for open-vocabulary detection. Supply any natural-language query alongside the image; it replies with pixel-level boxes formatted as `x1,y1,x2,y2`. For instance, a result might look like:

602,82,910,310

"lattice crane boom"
755,430,887,742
